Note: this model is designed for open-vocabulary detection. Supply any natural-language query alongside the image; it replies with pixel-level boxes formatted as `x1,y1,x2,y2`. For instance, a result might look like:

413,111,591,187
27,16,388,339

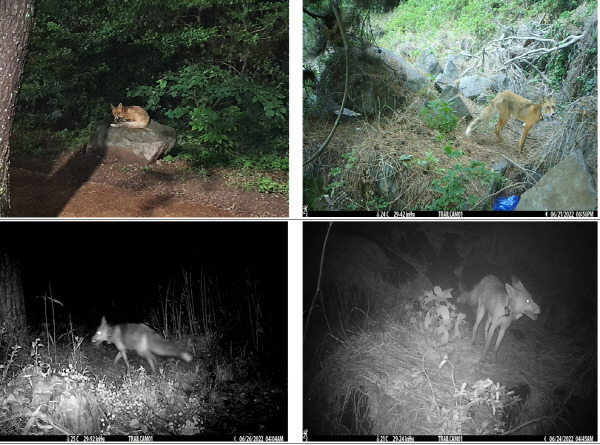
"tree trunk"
0,246,27,336
0,0,35,216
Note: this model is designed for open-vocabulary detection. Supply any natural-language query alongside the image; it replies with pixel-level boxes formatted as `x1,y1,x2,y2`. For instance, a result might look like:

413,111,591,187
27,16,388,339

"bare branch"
503,34,583,66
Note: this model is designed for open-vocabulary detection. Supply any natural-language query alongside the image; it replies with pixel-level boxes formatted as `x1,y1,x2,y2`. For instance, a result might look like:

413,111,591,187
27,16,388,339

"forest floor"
9,148,288,217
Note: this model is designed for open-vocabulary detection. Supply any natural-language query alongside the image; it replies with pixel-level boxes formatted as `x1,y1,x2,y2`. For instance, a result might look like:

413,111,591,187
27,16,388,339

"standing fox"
465,91,556,154
110,103,150,129
461,275,541,363
92,316,192,372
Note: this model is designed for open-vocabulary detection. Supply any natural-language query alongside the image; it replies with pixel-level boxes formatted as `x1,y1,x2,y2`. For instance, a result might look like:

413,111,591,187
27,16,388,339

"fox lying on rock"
110,103,150,129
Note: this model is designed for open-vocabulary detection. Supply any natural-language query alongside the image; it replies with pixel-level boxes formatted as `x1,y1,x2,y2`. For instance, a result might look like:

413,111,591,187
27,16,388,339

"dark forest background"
14,0,288,165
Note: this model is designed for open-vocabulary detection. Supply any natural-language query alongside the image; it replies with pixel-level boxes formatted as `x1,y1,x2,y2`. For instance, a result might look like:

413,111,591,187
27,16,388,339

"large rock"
87,120,176,165
416,50,442,76
439,85,471,119
444,58,460,80
459,76,493,99
368,46,429,92
434,73,454,92
516,150,597,211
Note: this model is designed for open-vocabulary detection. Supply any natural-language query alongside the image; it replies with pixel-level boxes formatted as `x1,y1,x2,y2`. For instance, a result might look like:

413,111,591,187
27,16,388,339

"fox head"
506,277,541,321
110,103,124,122
91,316,110,346
541,95,556,120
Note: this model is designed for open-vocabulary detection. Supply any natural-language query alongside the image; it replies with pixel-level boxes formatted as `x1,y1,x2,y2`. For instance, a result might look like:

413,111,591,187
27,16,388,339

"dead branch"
503,34,583,66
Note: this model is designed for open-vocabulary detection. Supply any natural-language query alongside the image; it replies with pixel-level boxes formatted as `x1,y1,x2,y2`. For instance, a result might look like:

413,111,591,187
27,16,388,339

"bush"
420,100,458,134
129,65,287,152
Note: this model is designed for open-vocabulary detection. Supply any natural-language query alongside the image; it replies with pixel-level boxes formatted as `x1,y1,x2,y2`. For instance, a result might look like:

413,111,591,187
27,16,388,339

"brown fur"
110,103,150,129
465,91,556,154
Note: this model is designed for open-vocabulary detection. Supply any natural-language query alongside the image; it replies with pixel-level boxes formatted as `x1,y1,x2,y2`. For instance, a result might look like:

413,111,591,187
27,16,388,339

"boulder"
434,73,454,92
367,46,429,93
459,76,493,99
516,150,597,211
87,120,176,165
439,85,471,119
439,85,459,101
492,73,510,92
416,50,443,76
444,58,460,80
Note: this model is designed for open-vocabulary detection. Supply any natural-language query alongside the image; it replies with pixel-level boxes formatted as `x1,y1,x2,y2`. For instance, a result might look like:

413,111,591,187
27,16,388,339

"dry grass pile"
304,93,534,211
530,95,597,186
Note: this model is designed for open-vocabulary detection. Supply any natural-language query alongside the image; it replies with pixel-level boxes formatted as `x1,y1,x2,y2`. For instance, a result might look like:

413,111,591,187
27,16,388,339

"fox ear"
117,103,123,108
110,104,116,110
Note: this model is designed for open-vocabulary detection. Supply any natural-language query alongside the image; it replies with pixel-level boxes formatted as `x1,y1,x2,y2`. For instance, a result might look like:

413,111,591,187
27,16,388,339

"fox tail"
465,100,498,136
148,334,193,362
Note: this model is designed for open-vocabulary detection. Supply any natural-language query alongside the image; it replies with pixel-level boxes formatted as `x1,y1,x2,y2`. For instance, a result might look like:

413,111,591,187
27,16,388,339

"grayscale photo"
303,222,596,439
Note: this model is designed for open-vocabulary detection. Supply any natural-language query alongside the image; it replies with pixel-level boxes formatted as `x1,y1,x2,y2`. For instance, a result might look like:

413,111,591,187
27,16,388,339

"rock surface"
516,150,597,211
87,120,176,165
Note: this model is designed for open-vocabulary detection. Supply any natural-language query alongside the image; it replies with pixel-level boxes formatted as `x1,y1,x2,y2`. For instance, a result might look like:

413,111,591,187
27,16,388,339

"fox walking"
92,316,192,372
461,275,541,363
465,91,556,154
110,103,150,129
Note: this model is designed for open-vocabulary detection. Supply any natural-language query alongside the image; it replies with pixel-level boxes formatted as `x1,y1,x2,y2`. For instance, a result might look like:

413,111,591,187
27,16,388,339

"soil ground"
10,149,288,218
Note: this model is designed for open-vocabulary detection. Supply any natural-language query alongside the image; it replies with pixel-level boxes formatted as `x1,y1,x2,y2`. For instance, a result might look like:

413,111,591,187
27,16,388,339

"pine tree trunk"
0,246,27,335
0,0,35,216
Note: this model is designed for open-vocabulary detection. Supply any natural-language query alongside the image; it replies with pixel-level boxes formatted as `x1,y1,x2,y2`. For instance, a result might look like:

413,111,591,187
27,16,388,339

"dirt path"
9,150,288,217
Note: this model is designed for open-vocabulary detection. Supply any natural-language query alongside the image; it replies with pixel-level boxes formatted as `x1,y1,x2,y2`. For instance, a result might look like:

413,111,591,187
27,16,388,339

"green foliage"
322,166,345,201
443,144,464,158
426,160,495,210
409,150,439,169
385,0,502,40
531,0,583,17
11,126,90,155
15,0,288,155
416,286,466,345
420,100,458,134
232,152,289,171
450,378,522,434
243,177,288,194
366,196,390,211
129,65,286,151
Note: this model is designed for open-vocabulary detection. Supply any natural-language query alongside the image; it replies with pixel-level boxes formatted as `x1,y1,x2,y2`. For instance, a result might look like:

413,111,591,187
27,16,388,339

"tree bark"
0,246,27,336
0,0,35,216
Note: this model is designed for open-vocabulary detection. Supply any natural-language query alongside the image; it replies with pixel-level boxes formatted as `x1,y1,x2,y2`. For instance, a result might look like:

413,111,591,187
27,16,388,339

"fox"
465,91,556,154
91,316,192,372
110,103,150,129
455,264,510,306
466,275,541,363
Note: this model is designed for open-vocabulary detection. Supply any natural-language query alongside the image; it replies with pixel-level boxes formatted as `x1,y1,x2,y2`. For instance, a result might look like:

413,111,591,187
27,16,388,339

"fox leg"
491,325,509,362
483,315,493,342
143,354,156,373
518,124,534,154
495,112,509,143
472,304,486,344
115,350,130,369
481,321,498,362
